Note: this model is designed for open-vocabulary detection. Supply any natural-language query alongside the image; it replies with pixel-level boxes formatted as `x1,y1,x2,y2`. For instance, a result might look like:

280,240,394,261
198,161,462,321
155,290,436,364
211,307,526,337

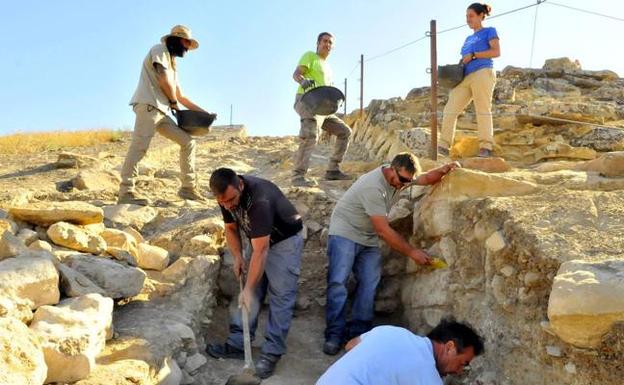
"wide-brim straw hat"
161,25,199,50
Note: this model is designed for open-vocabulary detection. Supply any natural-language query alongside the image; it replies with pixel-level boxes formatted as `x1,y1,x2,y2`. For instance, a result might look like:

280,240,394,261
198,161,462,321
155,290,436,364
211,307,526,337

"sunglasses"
394,167,413,185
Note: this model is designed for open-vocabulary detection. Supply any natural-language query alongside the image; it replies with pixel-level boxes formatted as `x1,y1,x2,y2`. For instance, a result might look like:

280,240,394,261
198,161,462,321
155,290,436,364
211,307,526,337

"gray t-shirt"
329,166,399,247
129,44,179,114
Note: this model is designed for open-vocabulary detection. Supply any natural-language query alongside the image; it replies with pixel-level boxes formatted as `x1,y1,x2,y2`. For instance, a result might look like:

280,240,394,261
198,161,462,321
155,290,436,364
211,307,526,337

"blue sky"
1,0,623,136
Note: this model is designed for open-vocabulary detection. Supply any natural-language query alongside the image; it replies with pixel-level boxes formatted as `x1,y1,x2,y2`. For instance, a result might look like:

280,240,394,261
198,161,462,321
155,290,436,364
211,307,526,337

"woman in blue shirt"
439,3,500,158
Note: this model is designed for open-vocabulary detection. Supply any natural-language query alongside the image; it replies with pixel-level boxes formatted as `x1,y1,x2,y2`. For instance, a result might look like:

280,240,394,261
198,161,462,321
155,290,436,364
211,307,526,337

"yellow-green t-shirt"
296,51,333,94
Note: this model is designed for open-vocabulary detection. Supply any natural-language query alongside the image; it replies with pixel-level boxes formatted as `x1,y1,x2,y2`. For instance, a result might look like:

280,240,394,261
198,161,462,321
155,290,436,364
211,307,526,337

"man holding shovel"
291,32,352,187
119,25,209,205
207,168,304,379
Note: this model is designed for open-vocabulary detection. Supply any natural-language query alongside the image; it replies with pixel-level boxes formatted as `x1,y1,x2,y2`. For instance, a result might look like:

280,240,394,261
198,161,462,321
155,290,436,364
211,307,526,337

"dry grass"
0,130,124,154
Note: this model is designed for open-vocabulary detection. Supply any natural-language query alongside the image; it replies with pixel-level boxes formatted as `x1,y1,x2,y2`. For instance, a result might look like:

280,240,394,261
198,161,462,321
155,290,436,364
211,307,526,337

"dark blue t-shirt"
460,27,498,76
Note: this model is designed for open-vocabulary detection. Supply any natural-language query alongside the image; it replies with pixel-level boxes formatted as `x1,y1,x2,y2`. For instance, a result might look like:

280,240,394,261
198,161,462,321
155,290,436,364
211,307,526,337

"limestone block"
409,270,451,308
542,57,581,72
9,201,104,226
485,231,506,253
0,317,47,385
66,255,146,299
138,243,170,271
0,218,17,236
30,293,114,383
103,204,157,230
426,168,538,201
461,157,511,173
57,264,106,297
181,233,222,257
71,169,120,191
548,259,624,348
17,228,39,246
0,231,27,260
0,295,33,323
55,152,99,169
577,151,624,178
47,222,107,254
0,256,59,309
100,228,139,264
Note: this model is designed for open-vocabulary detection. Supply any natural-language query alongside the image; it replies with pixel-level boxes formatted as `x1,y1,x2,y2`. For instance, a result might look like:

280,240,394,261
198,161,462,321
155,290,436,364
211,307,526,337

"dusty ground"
0,132,389,385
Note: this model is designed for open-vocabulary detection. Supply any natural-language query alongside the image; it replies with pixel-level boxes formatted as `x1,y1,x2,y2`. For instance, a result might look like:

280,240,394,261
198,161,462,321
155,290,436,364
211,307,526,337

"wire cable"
547,2,624,23
365,35,429,63
437,0,547,35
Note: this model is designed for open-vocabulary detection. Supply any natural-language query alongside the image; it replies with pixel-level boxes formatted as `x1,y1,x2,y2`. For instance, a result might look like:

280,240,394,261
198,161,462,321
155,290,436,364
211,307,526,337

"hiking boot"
324,170,352,181
117,191,151,206
255,353,280,379
178,187,206,201
478,148,493,158
437,146,450,157
206,343,244,360
322,339,342,356
292,175,316,187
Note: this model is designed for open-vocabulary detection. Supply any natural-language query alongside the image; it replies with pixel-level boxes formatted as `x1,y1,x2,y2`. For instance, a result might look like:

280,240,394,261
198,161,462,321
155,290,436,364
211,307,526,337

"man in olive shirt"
292,32,352,187
206,168,304,379
119,25,209,205
324,153,460,355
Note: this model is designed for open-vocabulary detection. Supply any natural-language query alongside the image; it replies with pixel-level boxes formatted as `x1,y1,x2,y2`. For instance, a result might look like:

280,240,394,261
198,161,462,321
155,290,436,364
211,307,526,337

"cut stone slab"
30,293,114,384
548,259,624,348
0,317,47,385
10,201,104,226
57,264,106,297
103,204,158,230
65,254,146,299
426,168,538,201
461,157,512,173
48,221,107,254
0,256,59,309
137,243,170,271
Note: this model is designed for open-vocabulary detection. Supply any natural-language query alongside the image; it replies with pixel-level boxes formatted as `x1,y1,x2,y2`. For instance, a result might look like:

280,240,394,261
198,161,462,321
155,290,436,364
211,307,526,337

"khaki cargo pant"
440,68,496,150
120,104,196,195
293,94,351,176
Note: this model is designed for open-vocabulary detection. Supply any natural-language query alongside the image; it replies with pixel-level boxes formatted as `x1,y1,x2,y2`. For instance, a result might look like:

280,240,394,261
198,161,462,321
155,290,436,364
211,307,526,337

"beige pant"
293,94,351,176
120,104,196,194
440,68,496,150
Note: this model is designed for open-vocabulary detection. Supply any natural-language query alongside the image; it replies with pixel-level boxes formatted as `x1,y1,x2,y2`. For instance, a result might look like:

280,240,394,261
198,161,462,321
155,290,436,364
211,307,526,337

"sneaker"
437,146,450,157
478,148,493,158
255,353,280,379
117,191,151,206
324,170,352,181
178,187,206,201
322,339,342,356
292,175,316,187
206,343,244,360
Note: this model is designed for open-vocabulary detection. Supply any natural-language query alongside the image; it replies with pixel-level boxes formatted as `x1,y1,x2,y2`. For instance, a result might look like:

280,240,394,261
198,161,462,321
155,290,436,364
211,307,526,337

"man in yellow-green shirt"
292,32,352,187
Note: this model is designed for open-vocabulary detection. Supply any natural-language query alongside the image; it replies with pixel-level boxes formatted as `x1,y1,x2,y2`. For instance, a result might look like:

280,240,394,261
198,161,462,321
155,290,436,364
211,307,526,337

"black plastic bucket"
173,110,217,136
300,86,345,116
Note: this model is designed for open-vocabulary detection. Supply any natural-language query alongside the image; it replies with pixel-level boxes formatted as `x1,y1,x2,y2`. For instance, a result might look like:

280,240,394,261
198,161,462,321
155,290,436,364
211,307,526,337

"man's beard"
166,37,188,57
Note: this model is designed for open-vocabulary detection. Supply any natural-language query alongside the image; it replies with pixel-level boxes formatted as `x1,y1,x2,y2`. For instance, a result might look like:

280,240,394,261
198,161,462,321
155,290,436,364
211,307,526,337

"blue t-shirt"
460,27,498,76
316,326,443,385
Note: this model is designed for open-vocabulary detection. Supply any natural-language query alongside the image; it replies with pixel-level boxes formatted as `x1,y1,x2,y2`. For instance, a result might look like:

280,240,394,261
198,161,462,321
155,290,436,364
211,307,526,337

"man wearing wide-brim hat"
119,25,209,205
